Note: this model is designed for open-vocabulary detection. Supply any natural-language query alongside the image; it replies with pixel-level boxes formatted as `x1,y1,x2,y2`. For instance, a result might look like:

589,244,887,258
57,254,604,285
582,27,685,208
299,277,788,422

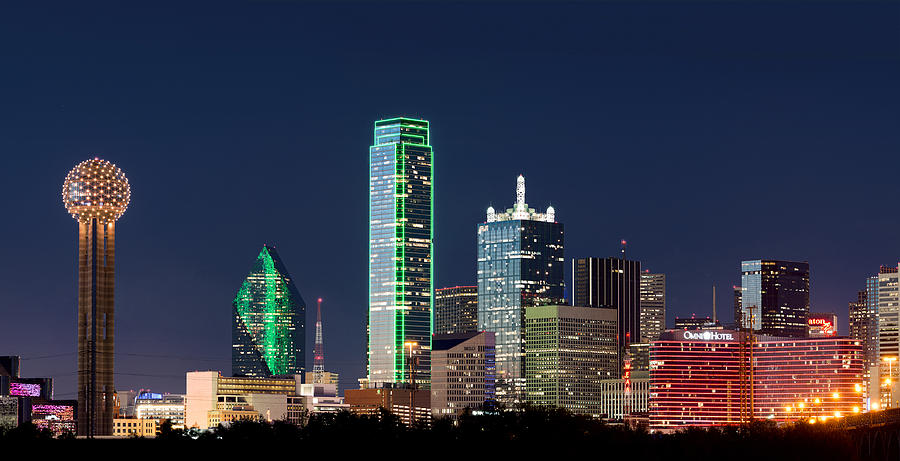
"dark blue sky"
1,2,898,397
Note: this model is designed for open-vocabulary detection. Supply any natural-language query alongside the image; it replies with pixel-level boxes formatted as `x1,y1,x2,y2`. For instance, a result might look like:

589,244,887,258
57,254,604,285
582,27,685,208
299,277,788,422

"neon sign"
682,331,734,341
9,382,41,397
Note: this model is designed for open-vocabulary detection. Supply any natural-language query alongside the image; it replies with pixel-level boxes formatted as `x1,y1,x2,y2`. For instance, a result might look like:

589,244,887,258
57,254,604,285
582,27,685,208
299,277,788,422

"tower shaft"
77,219,116,437
314,299,324,374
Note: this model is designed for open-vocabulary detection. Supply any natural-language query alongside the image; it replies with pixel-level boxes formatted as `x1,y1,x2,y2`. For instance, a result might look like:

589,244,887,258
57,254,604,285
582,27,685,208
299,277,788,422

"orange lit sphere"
62,158,130,223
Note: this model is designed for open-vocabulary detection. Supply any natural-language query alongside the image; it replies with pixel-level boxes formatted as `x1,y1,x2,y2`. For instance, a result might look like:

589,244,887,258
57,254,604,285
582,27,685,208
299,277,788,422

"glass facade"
434,285,478,335
368,117,433,386
740,260,810,337
572,257,642,369
477,176,563,403
232,245,306,377
639,272,666,343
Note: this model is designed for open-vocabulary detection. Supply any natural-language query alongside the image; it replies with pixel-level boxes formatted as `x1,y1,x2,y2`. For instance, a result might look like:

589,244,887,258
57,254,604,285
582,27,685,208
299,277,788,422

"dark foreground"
3,407,898,460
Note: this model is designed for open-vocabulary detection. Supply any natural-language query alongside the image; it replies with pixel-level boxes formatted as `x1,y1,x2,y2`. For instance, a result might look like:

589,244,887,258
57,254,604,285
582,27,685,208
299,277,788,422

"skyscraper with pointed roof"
232,245,306,377
477,175,563,403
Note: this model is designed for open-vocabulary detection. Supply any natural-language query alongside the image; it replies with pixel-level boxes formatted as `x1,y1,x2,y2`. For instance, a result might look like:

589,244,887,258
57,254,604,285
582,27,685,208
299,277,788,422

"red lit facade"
650,330,864,431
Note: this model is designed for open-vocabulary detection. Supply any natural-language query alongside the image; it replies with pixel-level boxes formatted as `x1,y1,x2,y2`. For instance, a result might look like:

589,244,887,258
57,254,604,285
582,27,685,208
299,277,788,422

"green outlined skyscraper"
368,117,433,387
232,245,306,377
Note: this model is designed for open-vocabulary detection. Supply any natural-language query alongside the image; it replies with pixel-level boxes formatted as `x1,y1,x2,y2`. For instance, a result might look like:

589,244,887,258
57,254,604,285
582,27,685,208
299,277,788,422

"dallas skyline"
0,2,897,397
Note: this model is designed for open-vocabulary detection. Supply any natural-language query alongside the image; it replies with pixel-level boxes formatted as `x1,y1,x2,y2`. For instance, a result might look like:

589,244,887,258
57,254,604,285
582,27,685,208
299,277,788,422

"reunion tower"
62,158,131,437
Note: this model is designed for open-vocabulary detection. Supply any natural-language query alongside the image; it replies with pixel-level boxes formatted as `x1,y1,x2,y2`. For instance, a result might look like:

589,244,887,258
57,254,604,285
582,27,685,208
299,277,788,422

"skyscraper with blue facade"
477,175,563,403
368,117,433,387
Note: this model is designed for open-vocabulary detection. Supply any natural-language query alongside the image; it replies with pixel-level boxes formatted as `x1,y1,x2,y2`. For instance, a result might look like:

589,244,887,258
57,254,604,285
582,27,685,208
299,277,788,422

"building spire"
516,174,525,207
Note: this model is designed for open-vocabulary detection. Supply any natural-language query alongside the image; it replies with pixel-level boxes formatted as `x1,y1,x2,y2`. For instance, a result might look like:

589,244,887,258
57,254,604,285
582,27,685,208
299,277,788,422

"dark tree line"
1,406,883,460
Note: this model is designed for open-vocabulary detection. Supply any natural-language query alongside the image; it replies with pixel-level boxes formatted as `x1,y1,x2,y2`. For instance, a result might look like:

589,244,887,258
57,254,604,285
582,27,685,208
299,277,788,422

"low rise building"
344,386,431,427
113,418,158,437
185,371,297,430
431,331,495,421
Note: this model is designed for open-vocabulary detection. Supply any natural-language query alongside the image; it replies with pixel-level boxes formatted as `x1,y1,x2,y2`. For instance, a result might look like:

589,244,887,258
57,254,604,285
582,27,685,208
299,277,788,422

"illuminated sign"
682,331,734,341
808,318,831,326
9,382,41,397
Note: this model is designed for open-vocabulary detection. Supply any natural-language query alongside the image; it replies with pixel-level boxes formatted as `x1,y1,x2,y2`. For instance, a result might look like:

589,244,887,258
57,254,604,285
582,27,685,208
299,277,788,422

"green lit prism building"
232,245,306,377
368,117,433,387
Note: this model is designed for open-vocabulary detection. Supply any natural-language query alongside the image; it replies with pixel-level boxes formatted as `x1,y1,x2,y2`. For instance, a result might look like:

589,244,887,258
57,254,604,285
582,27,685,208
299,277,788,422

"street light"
404,341,418,427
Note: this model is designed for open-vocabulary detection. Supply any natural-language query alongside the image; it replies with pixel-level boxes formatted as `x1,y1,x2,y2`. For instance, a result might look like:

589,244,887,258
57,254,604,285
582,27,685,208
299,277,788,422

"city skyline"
1,2,898,398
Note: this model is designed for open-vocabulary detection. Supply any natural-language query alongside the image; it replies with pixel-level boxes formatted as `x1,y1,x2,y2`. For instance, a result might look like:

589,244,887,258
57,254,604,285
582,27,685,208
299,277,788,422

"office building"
1,356,77,436
344,387,431,427
649,329,864,432
524,305,618,417
627,343,651,372
639,272,666,343
62,158,130,436
113,418,158,437
232,245,306,378
435,286,478,335
674,315,721,330
599,370,650,421
808,313,838,337
368,117,433,387
849,289,878,404
185,371,298,430
733,285,743,328
134,392,185,430
478,175,563,403
572,256,641,368
871,264,900,408
431,331,496,421
740,260,810,338
291,383,348,422
305,371,339,387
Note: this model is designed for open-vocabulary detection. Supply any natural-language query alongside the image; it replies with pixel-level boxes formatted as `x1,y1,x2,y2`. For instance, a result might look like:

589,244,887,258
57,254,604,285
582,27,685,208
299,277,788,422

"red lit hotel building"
650,329,864,432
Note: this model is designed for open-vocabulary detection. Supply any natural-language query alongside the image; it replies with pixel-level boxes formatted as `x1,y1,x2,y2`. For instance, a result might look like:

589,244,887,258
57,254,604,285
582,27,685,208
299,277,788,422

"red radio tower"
313,298,325,376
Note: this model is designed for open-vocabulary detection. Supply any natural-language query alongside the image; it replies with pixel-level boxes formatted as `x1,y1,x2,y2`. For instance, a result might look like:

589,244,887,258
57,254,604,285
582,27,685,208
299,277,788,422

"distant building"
674,315,721,330
740,260,810,337
733,285,743,328
367,117,434,388
639,272,666,343
291,383,347,422
232,245,306,378
305,371,339,387
808,313,838,337
435,286,478,335
572,256,641,368
0,397,17,430
599,370,650,421
431,331,496,421
649,329,863,431
478,175,563,403
134,393,185,430
873,264,900,409
185,371,298,430
849,288,878,405
113,418,158,437
0,355,76,436
627,343,650,372
344,387,431,427
525,305,618,417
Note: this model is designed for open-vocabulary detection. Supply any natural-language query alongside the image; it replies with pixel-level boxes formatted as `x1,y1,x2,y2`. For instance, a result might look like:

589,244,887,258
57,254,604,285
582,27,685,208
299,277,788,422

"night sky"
1,2,898,398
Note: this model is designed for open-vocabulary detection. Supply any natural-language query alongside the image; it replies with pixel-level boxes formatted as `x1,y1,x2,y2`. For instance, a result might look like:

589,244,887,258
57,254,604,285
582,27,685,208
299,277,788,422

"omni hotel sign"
682,330,735,341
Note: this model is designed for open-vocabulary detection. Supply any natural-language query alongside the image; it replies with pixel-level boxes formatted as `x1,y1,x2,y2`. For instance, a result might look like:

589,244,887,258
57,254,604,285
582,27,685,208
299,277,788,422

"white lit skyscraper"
477,176,563,403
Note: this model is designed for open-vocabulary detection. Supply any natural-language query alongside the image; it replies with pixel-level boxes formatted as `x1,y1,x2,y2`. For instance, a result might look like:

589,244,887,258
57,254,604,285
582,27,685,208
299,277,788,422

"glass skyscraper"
232,245,306,377
740,259,809,338
368,117,433,387
572,256,642,369
477,175,563,403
